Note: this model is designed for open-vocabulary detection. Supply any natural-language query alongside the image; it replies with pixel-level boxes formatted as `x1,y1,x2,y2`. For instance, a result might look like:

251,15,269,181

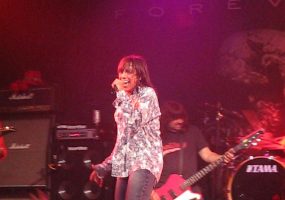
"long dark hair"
117,54,153,88
160,101,189,133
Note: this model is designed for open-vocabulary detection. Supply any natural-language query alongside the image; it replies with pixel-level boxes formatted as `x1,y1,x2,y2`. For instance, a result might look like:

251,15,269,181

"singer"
90,54,163,200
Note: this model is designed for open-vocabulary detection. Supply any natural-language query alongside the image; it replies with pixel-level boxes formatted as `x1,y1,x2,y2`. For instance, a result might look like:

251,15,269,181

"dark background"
1,0,285,130
1,1,285,199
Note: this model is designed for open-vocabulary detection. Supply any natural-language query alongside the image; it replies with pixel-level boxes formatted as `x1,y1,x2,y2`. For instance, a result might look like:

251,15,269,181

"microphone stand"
211,102,228,200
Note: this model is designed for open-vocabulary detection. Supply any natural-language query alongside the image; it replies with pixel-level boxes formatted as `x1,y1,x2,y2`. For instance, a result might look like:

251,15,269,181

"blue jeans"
114,169,156,200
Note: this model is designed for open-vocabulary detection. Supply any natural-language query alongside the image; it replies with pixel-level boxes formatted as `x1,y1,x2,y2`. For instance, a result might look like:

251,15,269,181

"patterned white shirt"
96,86,163,182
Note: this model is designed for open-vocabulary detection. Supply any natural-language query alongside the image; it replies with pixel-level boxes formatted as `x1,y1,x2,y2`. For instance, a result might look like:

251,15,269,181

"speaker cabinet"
50,139,115,200
0,114,53,188
0,187,47,200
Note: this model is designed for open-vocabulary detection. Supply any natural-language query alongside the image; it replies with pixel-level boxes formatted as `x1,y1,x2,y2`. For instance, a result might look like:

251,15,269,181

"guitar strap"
178,133,185,175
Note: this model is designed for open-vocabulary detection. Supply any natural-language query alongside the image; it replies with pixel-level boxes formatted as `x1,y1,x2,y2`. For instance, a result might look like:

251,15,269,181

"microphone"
112,80,129,93
93,110,101,125
113,84,119,92
111,80,118,94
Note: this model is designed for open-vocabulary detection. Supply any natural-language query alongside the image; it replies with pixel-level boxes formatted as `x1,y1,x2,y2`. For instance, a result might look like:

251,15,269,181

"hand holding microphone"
111,78,129,92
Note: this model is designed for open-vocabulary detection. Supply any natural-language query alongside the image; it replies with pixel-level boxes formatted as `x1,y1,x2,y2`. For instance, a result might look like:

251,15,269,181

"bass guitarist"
152,101,233,200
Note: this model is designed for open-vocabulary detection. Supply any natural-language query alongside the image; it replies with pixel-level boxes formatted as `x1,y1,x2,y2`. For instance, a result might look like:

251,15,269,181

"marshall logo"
246,165,278,173
9,143,31,150
8,92,35,100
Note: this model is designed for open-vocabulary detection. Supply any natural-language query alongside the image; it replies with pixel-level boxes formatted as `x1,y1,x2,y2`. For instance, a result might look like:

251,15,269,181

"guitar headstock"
235,129,264,152
0,126,16,136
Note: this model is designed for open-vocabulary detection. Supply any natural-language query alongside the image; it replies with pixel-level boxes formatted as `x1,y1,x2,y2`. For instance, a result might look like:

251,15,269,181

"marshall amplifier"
0,87,55,114
0,114,54,188
51,137,106,199
56,128,99,140
50,125,115,199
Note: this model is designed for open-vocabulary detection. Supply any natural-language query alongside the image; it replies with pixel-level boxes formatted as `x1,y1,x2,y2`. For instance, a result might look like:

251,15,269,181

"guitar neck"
179,129,263,192
180,143,243,190
157,129,263,199
180,156,224,190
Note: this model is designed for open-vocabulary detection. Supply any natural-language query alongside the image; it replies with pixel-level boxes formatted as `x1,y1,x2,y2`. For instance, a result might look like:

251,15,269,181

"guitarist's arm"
0,120,8,160
0,137,7,160
199,147,234,164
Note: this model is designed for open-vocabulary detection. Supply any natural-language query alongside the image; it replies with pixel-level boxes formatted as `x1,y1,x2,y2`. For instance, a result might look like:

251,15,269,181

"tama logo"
9,143,31,150
246,165,278,173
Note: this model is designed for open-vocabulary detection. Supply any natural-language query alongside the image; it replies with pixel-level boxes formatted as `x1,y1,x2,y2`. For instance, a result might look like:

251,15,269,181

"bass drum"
227,156,285,200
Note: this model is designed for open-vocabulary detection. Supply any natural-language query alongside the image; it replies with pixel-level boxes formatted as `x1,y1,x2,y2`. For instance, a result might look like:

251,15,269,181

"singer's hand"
89,169,104,188
150,190,160,200
111,78,124,91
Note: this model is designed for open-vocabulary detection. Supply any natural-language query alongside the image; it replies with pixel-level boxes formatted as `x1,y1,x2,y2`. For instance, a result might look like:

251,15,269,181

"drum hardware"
201,102,249,150
201,102,256,200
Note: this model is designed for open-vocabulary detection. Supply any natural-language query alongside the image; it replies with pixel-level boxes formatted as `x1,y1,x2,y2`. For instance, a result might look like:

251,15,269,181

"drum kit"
201,102,285,200
227,156,285,200
226,132,285,200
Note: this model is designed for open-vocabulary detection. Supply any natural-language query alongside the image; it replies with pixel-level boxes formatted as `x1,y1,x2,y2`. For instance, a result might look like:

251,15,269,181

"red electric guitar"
154,129,264,200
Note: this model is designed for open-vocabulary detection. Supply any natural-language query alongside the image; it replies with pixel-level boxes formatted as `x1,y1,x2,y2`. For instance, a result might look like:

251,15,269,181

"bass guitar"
154,129,264,200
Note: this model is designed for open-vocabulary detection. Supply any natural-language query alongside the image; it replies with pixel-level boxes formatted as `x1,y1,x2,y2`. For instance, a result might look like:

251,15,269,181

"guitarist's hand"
223,148,234,164
0,137,7,160
0,148,4,158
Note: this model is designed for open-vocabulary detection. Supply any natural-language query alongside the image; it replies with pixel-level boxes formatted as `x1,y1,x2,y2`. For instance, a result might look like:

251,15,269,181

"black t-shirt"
156,125,208,191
